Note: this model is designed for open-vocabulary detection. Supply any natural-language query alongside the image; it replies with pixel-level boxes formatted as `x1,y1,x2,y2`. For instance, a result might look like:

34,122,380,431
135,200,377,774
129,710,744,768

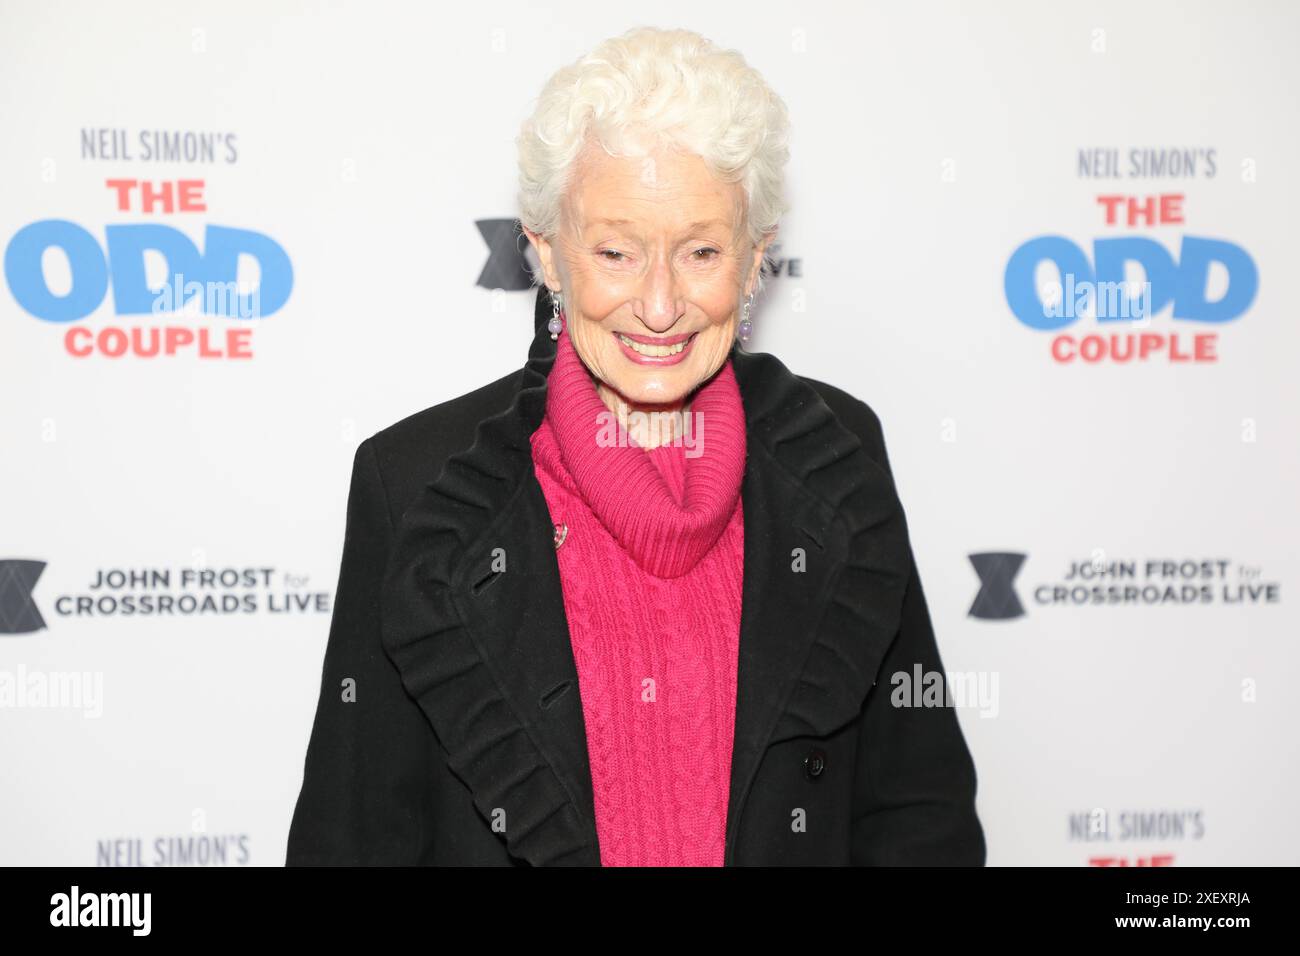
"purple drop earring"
737,293,754,343
548,290,564,340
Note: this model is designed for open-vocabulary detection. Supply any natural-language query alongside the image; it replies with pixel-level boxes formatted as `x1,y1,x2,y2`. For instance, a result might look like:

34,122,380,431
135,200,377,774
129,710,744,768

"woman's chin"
606,384,687,409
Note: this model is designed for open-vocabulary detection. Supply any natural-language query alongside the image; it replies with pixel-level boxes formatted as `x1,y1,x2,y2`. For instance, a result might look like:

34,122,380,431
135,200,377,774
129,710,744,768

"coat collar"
380,286,912,866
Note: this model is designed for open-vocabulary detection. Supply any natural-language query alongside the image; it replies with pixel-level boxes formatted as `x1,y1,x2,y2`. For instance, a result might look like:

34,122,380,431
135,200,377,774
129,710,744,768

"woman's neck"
595,381,694,449
533,327,747,578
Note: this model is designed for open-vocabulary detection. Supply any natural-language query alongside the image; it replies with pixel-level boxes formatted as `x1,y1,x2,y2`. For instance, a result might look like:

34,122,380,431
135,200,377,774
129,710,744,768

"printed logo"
1004,146,1259,363
0,559,47,634
4,127,293,359
967,552,1027,620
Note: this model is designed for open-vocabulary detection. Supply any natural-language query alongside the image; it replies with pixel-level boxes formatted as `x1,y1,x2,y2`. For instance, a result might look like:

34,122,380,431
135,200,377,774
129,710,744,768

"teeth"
618,333,689,357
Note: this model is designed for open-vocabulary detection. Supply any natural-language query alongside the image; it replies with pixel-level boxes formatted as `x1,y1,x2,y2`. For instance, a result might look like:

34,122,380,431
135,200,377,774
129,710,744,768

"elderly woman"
287,26,984,867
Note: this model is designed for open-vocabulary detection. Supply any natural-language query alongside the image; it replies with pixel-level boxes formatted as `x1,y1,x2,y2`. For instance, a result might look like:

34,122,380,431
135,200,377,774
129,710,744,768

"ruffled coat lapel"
380,286,912,866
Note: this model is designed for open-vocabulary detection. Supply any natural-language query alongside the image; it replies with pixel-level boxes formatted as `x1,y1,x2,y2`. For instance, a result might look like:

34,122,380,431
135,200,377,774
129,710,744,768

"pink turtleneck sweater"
529,330,747,867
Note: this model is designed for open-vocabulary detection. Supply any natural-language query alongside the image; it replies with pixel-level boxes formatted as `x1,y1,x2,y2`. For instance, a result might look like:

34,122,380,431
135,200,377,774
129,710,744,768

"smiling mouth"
615,332,696,357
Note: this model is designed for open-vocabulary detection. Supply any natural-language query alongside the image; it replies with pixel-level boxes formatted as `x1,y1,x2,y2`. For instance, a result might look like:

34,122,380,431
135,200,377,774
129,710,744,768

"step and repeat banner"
2,0,1296,866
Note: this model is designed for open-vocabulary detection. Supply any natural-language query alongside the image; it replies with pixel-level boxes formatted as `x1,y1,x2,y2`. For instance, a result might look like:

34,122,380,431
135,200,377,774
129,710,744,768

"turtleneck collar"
530,328,746,579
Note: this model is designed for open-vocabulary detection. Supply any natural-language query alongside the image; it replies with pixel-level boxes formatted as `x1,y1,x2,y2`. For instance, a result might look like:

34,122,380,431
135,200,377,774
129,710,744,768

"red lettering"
140,181,174,214
1127,195,1157,227
1095,193,1186,227
63,325,255,358
177,179,206,212
104,179,137,211
102,179,207,213
1096,195,1125,225
1050,333,1219,364
1051,335,1076,362
1139,333,1164,359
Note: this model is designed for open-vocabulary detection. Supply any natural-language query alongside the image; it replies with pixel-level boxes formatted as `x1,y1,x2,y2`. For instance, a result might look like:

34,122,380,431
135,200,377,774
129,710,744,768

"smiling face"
525,139,773,415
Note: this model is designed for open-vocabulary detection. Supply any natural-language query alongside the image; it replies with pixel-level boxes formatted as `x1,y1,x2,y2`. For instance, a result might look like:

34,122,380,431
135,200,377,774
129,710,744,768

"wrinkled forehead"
564,139,746,242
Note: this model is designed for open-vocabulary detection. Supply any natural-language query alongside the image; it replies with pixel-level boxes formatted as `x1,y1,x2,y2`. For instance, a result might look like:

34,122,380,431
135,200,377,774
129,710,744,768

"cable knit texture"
529,329,746,866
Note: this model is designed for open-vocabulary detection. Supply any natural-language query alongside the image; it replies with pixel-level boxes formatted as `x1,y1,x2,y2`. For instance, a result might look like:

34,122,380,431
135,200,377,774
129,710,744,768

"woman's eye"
598,247,717,262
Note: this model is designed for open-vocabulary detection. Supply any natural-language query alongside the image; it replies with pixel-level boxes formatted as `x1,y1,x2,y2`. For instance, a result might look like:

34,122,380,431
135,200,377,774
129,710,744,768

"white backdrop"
2,0,1296,865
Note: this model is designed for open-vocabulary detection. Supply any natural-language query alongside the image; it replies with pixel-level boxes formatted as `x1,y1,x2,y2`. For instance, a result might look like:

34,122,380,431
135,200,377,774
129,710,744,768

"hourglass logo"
477,219,536,292
968,552,1027,621
0,559,47,635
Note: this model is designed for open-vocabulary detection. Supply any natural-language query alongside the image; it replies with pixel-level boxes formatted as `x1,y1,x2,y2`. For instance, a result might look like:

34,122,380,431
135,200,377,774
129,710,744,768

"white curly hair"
516,25,791,297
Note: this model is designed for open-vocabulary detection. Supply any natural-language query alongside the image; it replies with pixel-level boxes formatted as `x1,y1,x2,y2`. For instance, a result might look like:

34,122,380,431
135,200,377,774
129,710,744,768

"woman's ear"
745,229,778,297
522,226,563,292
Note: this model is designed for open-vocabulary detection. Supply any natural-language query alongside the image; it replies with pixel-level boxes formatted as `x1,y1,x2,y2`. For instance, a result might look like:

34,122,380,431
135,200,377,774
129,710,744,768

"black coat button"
804,747,828,780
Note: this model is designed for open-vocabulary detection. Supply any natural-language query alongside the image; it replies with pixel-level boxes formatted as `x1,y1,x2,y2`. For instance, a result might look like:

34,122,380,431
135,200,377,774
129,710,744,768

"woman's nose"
635,255,682,333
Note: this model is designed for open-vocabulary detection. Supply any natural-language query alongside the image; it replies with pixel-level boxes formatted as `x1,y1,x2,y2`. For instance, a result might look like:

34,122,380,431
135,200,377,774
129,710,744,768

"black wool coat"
286,285,986,866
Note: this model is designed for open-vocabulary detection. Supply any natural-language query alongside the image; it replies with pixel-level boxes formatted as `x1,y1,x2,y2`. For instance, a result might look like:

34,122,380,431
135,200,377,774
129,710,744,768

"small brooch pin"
553,523,568,549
